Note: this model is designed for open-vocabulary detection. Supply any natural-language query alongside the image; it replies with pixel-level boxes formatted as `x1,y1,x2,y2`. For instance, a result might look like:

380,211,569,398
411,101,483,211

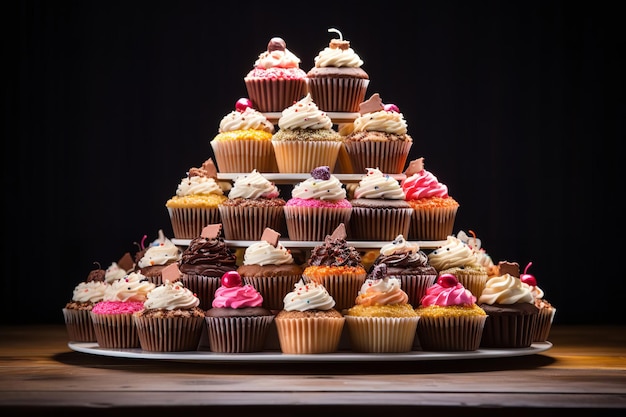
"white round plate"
69,342,552,363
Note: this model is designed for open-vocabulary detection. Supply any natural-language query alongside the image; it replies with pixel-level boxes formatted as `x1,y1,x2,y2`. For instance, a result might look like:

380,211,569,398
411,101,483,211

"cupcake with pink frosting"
401,157,460,241
283,165,352,241
415,273,487,351
204,271,274,353
344,263,420,353
90,271,156,348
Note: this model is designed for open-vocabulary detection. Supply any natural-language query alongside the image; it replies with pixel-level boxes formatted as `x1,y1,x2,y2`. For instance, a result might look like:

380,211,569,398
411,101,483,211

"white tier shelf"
217,173,406,184
263,111,360,125
172,239,447,249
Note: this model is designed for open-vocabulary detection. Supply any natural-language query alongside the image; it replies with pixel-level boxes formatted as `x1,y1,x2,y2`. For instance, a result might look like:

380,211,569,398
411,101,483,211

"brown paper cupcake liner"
533,307,556,342
218,205,285,241
283,206,352,242
307,78,370,113
205,315,275,353
211,140,278,173
396,274,438,308
344,140,413,174
133,316,205,352
167,207,221,240
416,315,487,351
408,205,459,241
180,274,221,311
62,308,97,342
480,313,538,348
272,141,342,173
349,207,412,241
345,316,419,353
274,316,345,354
90,312,140,349
303,271,367,313
244,78,307,113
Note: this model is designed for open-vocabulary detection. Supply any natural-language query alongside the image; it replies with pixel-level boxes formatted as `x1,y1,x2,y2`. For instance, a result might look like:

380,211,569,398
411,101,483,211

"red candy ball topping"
437,273,458,288
383,103,400,113
235,98,253,112
520,262,537,287
221,271,242,288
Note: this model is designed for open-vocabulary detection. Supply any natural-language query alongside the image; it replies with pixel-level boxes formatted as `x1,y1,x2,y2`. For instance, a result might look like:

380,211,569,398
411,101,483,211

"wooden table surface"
1,324,625,416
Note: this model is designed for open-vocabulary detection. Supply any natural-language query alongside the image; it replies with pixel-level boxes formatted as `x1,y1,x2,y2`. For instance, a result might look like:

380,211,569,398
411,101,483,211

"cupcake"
274,278,345,354
457,230,499,277
178,224,238,311
210,99,277,173
370,234,437,308
62,264,109,342
218,169,286,241
301,223,366,312
237,227,304,311
165,158,227,240
520,262,556,342
427,235,489,300
343,94,413,175
244,37,307,113
348,167,412,240
283,165,352,242
271,93,344,173
90,271,156,348
477,261,539,348
133,263,206,352
344,264,420,353
104,252,135,284
306,28,369,113
401,157,460,241
205,271,274,353
136,229,182,286
415,273,487,351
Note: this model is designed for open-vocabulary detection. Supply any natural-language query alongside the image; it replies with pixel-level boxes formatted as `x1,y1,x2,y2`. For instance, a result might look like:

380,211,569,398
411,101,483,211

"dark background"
2,1,623,326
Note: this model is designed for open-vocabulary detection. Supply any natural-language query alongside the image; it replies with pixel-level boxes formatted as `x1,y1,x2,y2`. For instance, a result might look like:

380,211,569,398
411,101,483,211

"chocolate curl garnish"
359,93,384,115
498,261,520,278
310,165,331,180
86,262,105,282
369,263,387,280
267,37,286,52
117,252,134,272
161,262,182,283
261,227,280,248
329,223,347,241
404,157,425,176
201,224,222,239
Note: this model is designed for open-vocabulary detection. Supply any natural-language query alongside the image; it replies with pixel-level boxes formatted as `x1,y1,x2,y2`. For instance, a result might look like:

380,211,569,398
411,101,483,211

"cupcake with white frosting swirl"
237,227,304,311
218,169,286,241
283,165,352,242
348,167,412,241
133,264,206,352
210,99,278,173
271,93,344,173
306,28,369,113
274,278,345,354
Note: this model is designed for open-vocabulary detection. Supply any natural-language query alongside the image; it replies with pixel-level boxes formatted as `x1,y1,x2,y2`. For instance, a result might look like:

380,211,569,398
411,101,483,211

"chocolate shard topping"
161,262,182,283
261,227,280,247
329,223,347,240
201,224,223,239
117,252,134,272
359,93,384,115
404,157,425,176
498,261,520,278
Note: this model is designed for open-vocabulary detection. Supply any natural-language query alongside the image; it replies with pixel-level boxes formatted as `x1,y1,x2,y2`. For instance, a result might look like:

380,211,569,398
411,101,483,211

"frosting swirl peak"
277,93,333,130
282,279,336,311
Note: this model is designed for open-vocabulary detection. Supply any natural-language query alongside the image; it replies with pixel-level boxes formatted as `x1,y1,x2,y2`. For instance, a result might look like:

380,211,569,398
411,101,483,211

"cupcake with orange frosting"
344,264,420,353
274,278,345,354
204,271,274,353
401,157,460,241
416,273,487,351
90,271,156,348
133,263,205,352
210,100,277,173
244,36,307,113
165,158,227,240
301,224,366,312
